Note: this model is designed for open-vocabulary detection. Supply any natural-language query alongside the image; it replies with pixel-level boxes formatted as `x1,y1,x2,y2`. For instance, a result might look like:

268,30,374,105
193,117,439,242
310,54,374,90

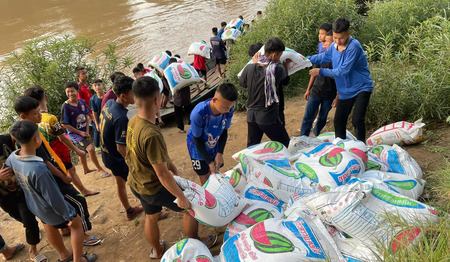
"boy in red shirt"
193,47,208,93
75,66,92,111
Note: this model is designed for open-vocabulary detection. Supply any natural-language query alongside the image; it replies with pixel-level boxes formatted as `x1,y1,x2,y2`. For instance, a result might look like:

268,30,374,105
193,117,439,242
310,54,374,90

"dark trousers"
247,121,290,148
56,178,91,232
0,191,40,245
174,104,192,131
278,87,285,126
334,91,371,141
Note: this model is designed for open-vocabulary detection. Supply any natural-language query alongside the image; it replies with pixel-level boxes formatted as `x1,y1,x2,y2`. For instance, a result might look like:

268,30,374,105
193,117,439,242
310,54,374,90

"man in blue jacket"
307,18,373,141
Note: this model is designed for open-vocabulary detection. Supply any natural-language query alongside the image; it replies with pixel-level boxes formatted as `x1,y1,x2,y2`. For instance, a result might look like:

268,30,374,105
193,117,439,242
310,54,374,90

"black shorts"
41,214,77,229
130,187,184,215
215,58,227,65
63,161,74,170
195,68,207,77
102,153,129,181
111,167,128,181
191,158,210,176
51,215,77,229
76,138,91,152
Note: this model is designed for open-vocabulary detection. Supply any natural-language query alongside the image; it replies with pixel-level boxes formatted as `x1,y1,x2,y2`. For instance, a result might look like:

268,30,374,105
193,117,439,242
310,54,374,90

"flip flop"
101,172,111,178
32,254,48,262
83,253,98,262
204,234,218,249
4,242,25,260
177,130,186,133
158,210,169,220
83,236,102,246
149,240,165,259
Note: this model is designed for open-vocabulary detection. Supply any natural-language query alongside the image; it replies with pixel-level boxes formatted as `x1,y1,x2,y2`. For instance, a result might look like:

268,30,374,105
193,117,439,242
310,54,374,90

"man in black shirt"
300,31,338,136
239,37,291,147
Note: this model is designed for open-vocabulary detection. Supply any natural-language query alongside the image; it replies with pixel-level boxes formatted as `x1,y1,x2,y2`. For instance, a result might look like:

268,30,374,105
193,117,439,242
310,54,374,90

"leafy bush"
227,0,362,110
366,15,450,128
0,35,133,132
358,0,448,56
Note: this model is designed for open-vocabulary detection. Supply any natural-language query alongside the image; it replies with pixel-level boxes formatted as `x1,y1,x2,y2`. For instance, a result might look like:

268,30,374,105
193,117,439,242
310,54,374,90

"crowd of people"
0,12,373,261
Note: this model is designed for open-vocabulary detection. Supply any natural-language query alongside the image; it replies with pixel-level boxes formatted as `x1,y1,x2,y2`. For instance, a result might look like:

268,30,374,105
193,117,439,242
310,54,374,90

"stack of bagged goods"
288,136,324,160
174,173,247,227
237,46,312,77
292,142,365,191
223,164,246,195
232,141,292,169
227,18,244,30
148,51,171,72
298,181,445,260
188,41,211,59
163,61,205,94
366,119,426,146
222,29,241,41
356,170,426,200
369,144,422,178
220,217,345,261
223,186,285,241
161,238,215,262
240,156,317,197
143,70,164,93
162,124,445,261
316,129,357,143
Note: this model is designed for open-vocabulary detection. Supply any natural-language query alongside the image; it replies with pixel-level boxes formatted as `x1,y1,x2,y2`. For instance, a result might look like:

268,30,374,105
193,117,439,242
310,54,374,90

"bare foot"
84,169,97,175
82,189,100,197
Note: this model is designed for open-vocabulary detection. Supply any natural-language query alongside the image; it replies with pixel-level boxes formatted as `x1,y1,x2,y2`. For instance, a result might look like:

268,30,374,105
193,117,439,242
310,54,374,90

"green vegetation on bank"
0,35,133,132
365,15,450,128
228,0,449,129
226,0,450,260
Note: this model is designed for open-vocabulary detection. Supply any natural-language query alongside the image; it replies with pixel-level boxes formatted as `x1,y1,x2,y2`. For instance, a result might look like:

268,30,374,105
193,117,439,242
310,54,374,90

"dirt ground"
2,95,449,262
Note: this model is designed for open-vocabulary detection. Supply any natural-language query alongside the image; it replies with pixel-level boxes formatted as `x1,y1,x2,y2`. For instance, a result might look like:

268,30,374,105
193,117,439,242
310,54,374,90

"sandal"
4,242,25,260
149,240,165,259
83,236,102,246
32,254,48,262
83,253,98,262
158,210,169,220
204,235,218,249
56,253,73,262
101,172,111,178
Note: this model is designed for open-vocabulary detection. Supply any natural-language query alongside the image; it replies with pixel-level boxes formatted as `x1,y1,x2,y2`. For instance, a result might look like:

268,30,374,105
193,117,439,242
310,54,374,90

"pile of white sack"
162,122,445,262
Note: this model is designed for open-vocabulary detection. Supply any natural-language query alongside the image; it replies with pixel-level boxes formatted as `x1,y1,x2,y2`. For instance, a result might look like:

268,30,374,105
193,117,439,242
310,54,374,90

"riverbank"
2,94,449,262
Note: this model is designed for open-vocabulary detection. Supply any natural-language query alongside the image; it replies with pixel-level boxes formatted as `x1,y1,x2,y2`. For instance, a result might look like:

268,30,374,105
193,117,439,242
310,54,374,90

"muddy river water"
0,0,268,64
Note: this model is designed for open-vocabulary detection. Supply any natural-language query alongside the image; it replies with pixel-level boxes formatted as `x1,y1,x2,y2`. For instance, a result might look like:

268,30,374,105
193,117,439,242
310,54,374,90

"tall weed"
366,15,450,128
358,0,448,57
